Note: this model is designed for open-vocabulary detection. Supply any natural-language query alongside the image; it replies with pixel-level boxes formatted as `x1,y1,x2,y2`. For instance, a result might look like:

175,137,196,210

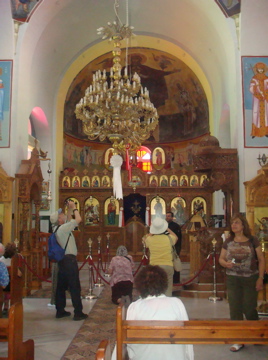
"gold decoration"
75,1,158,152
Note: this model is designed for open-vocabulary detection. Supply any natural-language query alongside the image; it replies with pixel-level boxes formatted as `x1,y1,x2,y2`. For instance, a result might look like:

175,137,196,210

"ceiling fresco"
10,0,42,22
64,47,209,145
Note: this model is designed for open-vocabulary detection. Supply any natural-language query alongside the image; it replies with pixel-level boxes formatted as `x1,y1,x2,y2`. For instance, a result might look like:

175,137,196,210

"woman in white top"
112,265,194,360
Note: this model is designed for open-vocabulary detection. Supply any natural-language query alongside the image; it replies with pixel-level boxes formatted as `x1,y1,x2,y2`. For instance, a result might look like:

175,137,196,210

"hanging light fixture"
75,0,159,153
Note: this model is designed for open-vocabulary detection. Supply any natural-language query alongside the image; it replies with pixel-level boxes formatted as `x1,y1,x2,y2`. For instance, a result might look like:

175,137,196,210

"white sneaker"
47,303,55,307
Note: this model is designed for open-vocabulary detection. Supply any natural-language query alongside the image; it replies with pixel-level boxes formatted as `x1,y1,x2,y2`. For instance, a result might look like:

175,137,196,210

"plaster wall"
0,1,15,176
239,0,268,211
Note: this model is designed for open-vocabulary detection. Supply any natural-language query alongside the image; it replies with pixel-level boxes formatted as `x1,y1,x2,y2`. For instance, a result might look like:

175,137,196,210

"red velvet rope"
19,255,52,283
173,253,212,287
18,252,213,289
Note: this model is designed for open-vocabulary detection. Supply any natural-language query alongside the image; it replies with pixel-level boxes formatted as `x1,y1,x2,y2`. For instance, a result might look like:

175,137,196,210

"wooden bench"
0,254,24,317
0,302,34,360
95,303,268,360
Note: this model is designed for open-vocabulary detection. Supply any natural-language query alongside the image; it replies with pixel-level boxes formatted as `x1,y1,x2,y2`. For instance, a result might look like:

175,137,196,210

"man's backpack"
48,226,70,262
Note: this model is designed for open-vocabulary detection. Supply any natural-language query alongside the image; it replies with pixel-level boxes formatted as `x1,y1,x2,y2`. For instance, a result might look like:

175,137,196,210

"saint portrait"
190,175,199,186
170,175,178,187
171,197,186,226
152,147,165,170
82,176,90,187
84,197,99,225
180,175,188,186
102,176,110,187
160,175,168,187
62,176,70,188
191,197,206,219
104,197,119,226
104,148,114,170
150,196,166,222
92,176,100,187
149,175,158,187
72,176,80,187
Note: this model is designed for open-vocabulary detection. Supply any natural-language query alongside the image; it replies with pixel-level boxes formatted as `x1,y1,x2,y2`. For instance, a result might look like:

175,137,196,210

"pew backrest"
10,254,24,305
114,303,268,360
0,302,34,360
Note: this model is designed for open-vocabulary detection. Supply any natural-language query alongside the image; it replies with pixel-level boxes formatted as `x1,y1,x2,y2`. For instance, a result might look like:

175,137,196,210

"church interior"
1,0,268,359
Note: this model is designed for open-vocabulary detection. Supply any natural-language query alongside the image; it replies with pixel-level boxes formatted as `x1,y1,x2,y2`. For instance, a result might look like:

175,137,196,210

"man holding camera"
50,199,88,321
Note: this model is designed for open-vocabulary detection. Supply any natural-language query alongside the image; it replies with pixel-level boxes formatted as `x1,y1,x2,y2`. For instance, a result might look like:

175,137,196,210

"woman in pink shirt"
108,246,135,304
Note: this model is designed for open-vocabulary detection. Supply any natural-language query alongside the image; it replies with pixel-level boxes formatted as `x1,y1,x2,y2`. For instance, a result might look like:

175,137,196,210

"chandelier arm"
75,0,159,153
114,0,123,27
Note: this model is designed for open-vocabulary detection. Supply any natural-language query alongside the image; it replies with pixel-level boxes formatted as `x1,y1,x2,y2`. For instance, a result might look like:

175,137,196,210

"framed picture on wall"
242,56,268,148
0,60,13,148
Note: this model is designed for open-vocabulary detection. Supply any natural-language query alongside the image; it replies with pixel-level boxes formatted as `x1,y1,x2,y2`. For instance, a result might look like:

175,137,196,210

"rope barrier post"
95,235,104,287
85,238,98,300
142,242,148,267
104,233,111,278
208,238,222,303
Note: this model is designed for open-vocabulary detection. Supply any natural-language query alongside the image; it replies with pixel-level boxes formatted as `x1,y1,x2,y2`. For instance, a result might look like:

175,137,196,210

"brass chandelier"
75,1,159,153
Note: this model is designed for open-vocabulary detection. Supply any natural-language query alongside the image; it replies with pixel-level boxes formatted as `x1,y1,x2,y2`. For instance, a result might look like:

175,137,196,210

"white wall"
239,0,268,211
0,1,16,176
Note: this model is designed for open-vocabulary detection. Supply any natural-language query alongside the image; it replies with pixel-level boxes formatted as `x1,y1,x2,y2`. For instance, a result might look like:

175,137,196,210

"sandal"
230,344,244,352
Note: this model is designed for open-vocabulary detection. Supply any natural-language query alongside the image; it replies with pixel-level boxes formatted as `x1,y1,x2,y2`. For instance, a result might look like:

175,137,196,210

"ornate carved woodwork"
244,164,268,236
15,147,44,294
59,166,212,261
193,134,239,224
0,162,14,245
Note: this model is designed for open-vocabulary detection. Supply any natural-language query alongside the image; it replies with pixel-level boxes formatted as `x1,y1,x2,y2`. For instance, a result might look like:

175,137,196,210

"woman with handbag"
143,217,178,296
219,213,266,353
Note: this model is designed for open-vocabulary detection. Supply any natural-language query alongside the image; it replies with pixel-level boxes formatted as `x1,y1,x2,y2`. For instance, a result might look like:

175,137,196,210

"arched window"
136,146,152,172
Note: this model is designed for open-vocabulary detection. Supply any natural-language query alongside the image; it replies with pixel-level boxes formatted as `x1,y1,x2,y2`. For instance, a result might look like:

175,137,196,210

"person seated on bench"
0,244,9,289
0,243,21,315
112,265,194,360
108,245,135,305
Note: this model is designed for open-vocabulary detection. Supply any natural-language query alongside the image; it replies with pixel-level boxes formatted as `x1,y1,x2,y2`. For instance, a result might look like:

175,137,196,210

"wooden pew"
0,302,34,360
95,340,111,360
95,303,268,360
9,254,24,306
0,254,24,317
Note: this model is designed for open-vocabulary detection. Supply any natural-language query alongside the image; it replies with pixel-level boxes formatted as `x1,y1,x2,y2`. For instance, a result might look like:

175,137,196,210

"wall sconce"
257,154,268,167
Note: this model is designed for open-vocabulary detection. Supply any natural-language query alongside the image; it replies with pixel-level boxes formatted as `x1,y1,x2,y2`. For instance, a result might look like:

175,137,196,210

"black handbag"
263,272,268,284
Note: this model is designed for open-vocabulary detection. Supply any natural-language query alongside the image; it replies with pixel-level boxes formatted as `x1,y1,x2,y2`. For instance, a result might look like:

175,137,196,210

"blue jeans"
226,273,259,320
56,255,83,315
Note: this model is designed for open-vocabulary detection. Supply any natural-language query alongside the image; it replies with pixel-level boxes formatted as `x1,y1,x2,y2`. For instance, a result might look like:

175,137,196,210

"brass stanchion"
208,238,222,303
95,236,104,287
104,233,111,277
142,242,148,266
85,238,97,300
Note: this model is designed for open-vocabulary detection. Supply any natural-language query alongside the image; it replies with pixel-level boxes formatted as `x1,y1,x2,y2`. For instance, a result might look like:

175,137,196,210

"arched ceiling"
15,0,238,169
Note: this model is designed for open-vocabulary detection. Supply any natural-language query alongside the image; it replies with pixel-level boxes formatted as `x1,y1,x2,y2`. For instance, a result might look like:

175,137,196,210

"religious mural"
242,56,268,148
215,0,240,17
64,48,209,144
63,131,204,173
10,0,42,21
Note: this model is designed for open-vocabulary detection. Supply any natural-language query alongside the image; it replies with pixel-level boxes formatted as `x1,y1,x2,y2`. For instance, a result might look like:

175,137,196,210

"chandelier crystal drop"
75,8,158,153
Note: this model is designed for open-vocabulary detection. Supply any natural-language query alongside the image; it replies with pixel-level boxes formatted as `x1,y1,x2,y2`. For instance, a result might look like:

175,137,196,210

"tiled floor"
0,264,267,360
